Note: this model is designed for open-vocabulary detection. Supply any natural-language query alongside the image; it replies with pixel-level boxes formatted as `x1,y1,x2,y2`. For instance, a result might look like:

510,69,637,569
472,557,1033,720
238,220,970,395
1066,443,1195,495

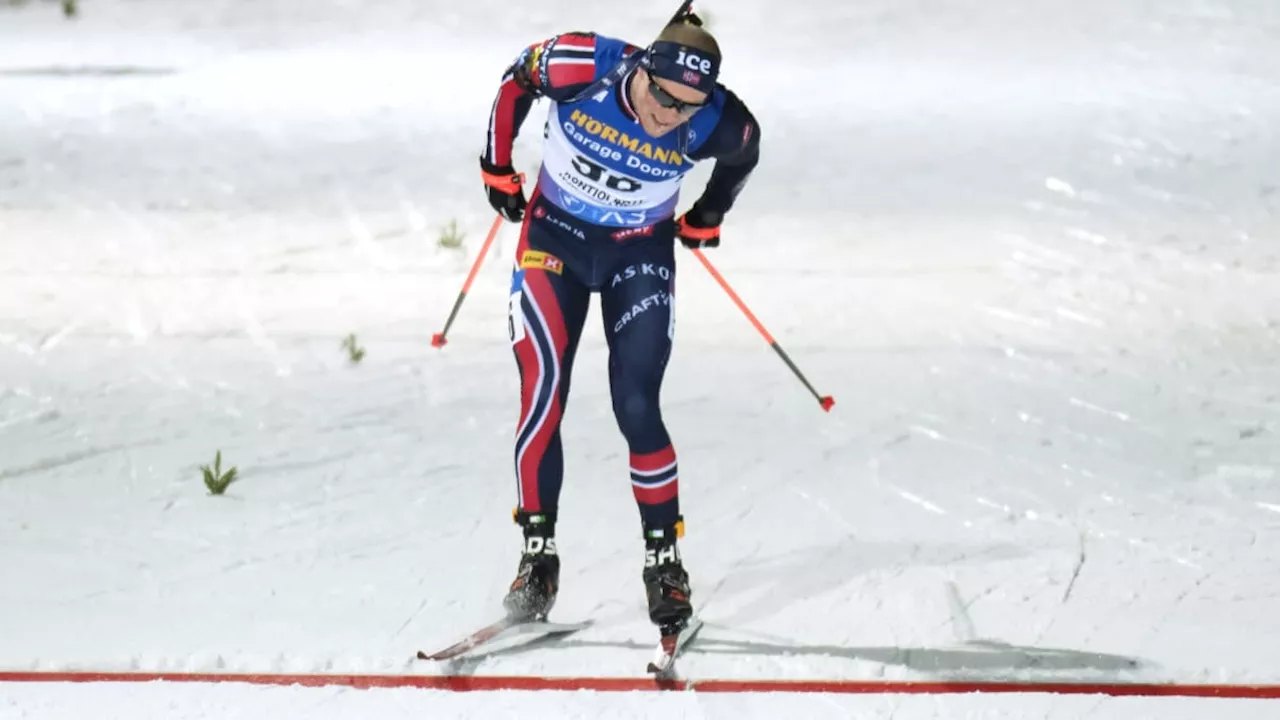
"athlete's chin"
641,115,682,138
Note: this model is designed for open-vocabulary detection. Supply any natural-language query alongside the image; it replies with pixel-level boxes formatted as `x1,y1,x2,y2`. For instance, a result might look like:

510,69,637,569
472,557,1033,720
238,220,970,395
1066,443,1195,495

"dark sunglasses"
647,78,707,114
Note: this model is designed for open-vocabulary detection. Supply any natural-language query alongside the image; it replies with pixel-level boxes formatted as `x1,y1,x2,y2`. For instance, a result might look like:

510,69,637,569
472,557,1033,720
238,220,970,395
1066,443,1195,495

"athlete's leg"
600,235,691,632
510,203,591,518
600,240,679,526
503,193,591,621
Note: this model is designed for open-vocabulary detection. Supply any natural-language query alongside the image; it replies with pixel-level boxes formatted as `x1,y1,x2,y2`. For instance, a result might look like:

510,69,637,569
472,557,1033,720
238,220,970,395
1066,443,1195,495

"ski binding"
646,616,703,677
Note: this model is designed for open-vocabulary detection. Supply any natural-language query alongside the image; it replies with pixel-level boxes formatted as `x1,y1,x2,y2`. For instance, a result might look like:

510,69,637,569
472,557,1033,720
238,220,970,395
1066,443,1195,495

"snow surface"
6,682,1280,720
2,0,1279,716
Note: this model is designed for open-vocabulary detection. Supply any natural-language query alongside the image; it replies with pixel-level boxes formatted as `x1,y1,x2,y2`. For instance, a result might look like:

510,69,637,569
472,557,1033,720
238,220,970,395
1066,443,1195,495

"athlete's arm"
482,32,601,168
685,89,761,222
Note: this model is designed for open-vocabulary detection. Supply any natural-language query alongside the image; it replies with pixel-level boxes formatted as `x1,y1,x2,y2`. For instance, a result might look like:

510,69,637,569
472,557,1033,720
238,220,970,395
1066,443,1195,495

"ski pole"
431,214,504,348
689,248,835,412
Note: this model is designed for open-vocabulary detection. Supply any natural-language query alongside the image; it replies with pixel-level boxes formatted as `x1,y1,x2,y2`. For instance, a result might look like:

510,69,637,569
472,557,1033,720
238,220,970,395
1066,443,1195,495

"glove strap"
676,216,719,241
482,169,526,194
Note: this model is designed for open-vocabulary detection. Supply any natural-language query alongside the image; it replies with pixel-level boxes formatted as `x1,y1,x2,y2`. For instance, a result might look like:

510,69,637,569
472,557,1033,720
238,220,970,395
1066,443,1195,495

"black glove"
480,156,527,223
675,204,722,249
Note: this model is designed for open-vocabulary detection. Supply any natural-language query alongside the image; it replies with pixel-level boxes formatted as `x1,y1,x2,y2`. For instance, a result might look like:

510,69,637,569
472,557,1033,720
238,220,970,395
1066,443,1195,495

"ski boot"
502,509,560,622
642,517,693,636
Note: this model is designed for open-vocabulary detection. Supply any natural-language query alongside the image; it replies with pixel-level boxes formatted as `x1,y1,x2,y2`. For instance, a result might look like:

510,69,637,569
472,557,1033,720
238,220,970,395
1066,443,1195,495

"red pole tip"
431,333,448,348
819,396,835,412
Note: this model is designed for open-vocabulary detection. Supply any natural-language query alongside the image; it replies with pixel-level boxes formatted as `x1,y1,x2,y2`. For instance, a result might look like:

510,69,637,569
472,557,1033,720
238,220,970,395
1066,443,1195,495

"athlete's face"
631,69,708,138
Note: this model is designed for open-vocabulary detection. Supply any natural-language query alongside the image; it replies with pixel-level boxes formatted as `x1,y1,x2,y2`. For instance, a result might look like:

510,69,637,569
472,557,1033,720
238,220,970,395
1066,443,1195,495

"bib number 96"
572,155,643,193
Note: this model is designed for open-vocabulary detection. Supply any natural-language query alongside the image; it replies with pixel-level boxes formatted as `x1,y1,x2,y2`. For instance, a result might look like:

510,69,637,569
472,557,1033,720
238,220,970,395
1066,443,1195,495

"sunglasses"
646,77,707,114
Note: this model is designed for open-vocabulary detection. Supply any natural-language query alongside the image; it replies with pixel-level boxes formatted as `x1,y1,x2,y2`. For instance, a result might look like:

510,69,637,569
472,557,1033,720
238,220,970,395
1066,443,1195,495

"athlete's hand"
480,157,527,223
676,205,721,249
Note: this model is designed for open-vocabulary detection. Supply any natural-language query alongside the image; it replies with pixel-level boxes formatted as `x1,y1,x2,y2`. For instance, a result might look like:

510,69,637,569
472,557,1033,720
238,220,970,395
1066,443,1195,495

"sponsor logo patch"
611,225,655,242
520,250,564,275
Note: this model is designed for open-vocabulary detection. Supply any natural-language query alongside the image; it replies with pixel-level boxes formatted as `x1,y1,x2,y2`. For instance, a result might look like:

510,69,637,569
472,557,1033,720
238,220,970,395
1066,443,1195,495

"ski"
646,616,703,677
416,617,594,661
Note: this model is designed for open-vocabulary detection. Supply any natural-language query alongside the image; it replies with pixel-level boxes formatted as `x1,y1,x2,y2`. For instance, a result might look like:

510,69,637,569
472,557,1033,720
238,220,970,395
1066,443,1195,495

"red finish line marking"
2,671,1279,698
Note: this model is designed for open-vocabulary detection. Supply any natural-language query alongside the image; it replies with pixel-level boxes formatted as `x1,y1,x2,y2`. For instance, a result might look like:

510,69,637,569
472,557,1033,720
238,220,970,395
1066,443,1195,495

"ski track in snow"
3,0,1280,716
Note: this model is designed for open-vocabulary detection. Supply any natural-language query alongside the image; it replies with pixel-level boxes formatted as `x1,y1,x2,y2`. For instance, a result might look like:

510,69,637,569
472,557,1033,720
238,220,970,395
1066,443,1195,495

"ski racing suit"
481,31,760,531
